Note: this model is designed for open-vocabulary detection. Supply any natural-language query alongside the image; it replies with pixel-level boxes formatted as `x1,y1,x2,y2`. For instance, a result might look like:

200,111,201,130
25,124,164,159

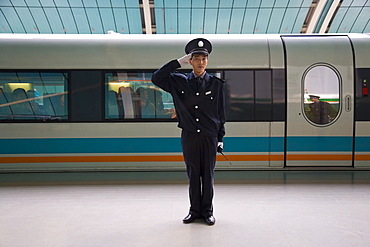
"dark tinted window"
224,71,254,121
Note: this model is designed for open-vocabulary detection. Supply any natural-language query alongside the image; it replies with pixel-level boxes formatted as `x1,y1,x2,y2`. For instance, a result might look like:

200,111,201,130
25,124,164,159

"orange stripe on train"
0,154,368,163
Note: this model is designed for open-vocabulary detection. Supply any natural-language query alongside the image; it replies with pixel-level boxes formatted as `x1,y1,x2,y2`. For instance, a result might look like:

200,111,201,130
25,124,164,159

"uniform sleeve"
218,82,226,142
151,60,181,92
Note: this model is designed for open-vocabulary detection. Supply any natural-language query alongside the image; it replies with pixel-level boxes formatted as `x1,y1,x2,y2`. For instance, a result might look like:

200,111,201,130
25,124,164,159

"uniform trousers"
181,130,218,217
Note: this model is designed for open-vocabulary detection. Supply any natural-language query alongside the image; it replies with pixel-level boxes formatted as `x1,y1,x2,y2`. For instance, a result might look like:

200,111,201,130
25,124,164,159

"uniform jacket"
308,101,335,124
152,59,226,142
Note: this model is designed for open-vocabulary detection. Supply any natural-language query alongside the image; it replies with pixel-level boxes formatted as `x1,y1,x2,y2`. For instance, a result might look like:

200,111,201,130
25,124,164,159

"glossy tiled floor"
1,171,370,247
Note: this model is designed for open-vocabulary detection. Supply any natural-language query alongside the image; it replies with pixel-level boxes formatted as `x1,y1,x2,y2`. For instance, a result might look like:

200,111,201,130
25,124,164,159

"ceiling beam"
306,0,328,34
142,0,152,34
319,0,341,33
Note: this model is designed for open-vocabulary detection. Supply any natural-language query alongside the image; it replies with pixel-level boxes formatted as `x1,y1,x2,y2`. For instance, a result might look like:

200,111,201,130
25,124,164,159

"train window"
303,65,340,125
105,72,175,119
255,71,272,121
0,72,68,121
224,71,254,121
224,70,273,121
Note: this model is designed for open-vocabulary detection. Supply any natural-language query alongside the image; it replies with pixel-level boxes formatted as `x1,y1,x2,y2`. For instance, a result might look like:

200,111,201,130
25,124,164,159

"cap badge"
198,41,204,47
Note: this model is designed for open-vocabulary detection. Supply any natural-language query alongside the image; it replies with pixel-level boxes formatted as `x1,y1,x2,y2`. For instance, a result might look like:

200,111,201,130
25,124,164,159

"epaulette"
211,75,225,83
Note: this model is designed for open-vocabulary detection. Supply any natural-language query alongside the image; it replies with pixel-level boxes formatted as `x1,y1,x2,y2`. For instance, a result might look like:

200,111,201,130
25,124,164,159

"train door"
282,36,354,166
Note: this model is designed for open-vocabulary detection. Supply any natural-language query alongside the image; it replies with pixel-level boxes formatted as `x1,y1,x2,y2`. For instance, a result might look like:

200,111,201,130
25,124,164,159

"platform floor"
1,171,370,247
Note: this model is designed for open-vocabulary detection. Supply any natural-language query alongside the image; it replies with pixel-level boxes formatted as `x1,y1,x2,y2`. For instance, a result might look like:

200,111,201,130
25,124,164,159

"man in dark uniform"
151,38,226,225
307,95,336,124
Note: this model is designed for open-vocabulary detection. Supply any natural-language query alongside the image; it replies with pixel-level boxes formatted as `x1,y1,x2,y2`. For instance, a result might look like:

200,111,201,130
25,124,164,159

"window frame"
301,63,342,126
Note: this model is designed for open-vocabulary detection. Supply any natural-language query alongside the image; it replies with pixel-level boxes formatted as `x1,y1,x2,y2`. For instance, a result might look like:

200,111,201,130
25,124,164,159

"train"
0,33,369,172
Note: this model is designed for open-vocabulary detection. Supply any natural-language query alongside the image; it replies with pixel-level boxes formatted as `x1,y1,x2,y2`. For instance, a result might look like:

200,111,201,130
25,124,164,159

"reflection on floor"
1,171,370,247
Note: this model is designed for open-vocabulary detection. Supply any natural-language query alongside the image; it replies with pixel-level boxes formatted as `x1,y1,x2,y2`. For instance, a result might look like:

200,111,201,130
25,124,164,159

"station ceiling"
0,0,369,35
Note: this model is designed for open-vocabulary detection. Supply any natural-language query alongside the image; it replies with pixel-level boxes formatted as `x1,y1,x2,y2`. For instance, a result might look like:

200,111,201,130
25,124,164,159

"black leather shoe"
183,213,200,223
205,215,215,225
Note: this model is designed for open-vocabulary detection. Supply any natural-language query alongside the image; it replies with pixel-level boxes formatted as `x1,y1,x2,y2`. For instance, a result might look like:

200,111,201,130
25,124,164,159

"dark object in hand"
217,145,223,153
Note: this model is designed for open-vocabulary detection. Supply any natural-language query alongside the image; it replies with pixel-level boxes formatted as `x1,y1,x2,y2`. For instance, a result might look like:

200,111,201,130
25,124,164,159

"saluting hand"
177,54,192,67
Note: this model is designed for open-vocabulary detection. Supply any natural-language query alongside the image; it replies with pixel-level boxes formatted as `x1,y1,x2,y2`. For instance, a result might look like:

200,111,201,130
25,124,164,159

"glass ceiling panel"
178,9,191,34
54,0,69,7
190,8,204,34
233,0,248,8
350,7,370,32
219,0,233,8
292,7,308,33
246,0,261,8
125,0,140,8
2,7,25,33
328,4,370,33
206,0,220,8
1,1,12,7
341,0,368,7
0,12,11,33
38,0,55,7
100,8,116,33
364,21,370,32
29,7,52,33
178,0,190,8
203,8,217,34
275,0,290,8
255,8,273,33
267,8,285,34
342,7,364,32
82,0,98,8
15,7,38,34
153,0,314,34
0,0,368,35
68,0,83,7
242,9,258,33
216,8,232,34
10,0,27,6
126,8,142,34
113,8,129,33
193,0,206,8
155,0,164,8
111,0,125,8
164,0,177,8
97,0,112,8
58,8,78,34
229,8,245,34
85,8,103,33
154,7,164,34
280,8,300,33
288,0,307,8
164,8,177,33
70,8,90,34
44,8,64,34
261,0,275,8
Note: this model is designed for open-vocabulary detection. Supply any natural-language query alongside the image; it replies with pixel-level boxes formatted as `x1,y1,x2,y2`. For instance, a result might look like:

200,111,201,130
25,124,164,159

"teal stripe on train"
1,136,368,155
0,137,284,154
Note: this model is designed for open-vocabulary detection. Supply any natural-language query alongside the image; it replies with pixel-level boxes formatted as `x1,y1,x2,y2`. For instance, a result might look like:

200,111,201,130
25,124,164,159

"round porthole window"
302,64,341,126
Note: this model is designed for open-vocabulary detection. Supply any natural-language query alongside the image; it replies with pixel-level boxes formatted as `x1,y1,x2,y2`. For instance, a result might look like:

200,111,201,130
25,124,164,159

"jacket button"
196,118,199,122
196,92,199,96
197,129,201,133
195,105,198,109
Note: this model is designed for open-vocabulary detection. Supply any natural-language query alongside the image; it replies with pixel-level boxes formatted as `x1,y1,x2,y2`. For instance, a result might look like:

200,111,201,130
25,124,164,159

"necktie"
196,77,202,88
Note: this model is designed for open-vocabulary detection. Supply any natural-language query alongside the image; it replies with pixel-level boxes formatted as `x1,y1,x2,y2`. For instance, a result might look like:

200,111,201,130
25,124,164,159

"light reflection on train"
0,33,369,171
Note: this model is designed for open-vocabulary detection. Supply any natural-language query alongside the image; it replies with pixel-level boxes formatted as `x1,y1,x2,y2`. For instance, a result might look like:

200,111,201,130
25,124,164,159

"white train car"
0,33,369,172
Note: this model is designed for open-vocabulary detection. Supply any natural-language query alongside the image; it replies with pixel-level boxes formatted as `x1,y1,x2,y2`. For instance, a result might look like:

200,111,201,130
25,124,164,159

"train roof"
0,33,369,70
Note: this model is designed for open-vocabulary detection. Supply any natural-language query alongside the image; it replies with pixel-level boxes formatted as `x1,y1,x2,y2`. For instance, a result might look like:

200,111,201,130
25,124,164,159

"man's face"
310,97,319,102
189,54,208,76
